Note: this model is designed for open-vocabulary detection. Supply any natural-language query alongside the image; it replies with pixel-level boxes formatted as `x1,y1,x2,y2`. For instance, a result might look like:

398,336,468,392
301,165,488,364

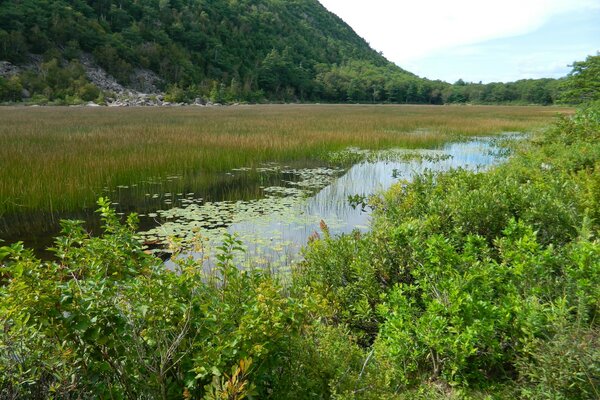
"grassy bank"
1,103,597,398
0,104,570,217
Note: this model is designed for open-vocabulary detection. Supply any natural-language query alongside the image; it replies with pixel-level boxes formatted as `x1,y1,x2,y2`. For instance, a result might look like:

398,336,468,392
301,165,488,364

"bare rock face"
80,54,171,106
129,68,163,94
0,61,21,78
80,54,126,93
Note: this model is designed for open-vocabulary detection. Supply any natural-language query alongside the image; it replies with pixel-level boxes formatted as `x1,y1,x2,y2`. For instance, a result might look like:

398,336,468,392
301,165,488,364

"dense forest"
0,0,577,105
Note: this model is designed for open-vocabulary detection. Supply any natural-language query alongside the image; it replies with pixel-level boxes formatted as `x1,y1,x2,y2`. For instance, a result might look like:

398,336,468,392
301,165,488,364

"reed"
0,104,571,217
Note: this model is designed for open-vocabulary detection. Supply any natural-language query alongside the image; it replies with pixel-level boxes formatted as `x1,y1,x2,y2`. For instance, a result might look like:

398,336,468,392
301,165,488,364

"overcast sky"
318,0,600,83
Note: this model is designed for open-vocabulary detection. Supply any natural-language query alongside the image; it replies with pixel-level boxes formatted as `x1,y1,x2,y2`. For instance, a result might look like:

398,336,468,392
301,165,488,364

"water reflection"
162,138,503,271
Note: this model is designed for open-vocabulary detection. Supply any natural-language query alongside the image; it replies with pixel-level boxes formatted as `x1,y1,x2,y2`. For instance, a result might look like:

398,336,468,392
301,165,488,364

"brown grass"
0,104,572,215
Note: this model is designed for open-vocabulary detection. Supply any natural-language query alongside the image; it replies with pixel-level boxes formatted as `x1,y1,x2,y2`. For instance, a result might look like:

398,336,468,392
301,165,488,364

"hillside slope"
0,0,562,105
0,0,431,102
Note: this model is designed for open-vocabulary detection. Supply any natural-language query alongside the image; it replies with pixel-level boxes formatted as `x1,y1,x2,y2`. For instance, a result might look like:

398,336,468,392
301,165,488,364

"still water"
142,138,505,272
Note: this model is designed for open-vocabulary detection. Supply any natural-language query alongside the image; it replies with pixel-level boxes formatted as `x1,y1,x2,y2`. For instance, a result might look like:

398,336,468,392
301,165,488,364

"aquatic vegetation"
138,165,347,272
0,105,568,219
138,138,503,272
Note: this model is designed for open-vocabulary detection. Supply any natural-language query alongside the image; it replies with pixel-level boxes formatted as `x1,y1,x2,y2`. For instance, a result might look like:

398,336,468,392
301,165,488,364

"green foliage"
560,53,600,104
0,29,28,62
0,75,23,102
14,58,96,104
517,324,600,399
376,222,557,384
441,78,560,105
0,199,315,399
297,103,600,392
1,104,599,398
78,82,101,102
164,84,186,103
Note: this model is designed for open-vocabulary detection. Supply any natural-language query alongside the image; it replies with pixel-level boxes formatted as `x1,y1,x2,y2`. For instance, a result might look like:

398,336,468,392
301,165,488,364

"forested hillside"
0,0,571,104
0,0,419,103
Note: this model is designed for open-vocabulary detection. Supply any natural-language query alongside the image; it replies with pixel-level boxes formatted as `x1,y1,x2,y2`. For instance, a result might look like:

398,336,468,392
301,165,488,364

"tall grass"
0,104,571,218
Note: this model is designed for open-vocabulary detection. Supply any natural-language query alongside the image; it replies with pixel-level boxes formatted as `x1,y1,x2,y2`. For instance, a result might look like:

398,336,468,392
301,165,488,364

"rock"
80,54,126,93
129,68,163,94
86,101,100,107
4,52,186,107
0,61,20,78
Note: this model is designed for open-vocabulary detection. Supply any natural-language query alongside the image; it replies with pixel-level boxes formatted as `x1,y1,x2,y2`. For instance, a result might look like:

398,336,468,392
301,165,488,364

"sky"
318,0,600,83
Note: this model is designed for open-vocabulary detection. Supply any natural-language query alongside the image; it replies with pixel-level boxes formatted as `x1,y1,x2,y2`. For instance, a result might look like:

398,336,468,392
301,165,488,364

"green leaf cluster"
560,53,600,104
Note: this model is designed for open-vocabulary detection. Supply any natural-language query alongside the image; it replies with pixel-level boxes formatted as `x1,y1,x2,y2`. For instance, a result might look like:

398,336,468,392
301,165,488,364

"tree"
560,53,600,104
0,75,23,102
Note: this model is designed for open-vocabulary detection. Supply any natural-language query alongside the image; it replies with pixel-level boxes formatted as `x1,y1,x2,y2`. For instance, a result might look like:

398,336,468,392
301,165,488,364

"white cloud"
319,0,599,63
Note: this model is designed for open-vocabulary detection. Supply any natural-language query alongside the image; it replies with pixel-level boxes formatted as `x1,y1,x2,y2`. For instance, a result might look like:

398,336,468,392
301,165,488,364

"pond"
0,136,509,262
137,137,509,272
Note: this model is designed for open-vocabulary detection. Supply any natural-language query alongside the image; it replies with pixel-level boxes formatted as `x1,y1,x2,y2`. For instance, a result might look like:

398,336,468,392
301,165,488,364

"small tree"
560,53,600,104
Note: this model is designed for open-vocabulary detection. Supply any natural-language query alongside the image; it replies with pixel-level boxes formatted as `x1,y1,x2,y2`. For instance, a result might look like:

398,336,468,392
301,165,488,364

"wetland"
0,104,569,258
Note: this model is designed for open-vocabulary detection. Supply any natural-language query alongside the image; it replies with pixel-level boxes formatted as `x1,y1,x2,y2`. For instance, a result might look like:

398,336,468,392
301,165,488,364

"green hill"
0,0,432,103
0,0,562,104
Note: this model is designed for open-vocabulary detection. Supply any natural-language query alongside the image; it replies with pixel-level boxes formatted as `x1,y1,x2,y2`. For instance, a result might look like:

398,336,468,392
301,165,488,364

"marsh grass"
0,104,570,220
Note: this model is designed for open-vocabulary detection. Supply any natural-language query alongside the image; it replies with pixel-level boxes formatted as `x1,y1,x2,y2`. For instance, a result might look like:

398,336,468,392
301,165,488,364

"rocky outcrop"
2,53,216,107
80,54,126,94
79,54,210,107
0,61,20,78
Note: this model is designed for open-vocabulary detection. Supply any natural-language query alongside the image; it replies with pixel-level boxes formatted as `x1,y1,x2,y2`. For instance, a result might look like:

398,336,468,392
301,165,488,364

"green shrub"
518,324,600,399
78,83,101,102
0,199,315,399
164,84,186,103
0,76,22,102
375,221,560,385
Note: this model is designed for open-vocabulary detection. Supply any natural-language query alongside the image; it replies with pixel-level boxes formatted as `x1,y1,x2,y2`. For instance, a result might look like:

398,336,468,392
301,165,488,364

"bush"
78,83,101,102
0,76,22,102
518,324,600,399
375,221,560,385
0,199,315,399
164,84,187,103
